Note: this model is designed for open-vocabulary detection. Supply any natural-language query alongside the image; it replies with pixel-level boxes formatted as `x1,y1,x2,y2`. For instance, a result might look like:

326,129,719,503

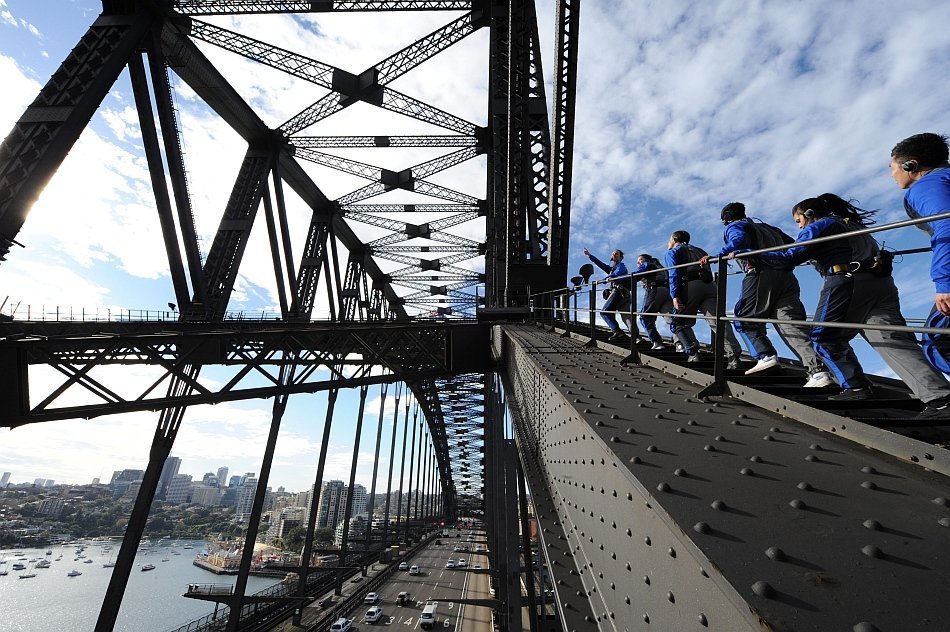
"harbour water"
0,540,281,632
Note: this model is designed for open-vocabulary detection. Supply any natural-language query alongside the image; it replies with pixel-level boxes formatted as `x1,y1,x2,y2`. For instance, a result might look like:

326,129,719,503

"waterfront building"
157,456,182,500
165,474,194,505
234,476,259,522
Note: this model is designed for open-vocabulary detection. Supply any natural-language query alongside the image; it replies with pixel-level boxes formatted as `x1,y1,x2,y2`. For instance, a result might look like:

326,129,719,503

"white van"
420,601,438,629
409,565,420,575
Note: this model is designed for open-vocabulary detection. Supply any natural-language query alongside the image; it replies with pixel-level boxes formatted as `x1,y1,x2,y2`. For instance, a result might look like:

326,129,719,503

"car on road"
398,562,409,571
318,596,334,609
457,559,466,567
453,545,461,552
365,606,383,623
445,560,455,569
330,618,352,632
364,592,379,604
409,565,420,575
420,602,438,629
396,591,411,606
473,564,481,569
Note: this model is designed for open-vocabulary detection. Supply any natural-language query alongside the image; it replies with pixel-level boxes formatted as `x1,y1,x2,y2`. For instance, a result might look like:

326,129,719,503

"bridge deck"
501,324,950,632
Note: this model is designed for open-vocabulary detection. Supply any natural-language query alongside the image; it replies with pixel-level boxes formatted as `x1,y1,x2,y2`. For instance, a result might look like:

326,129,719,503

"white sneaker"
744,355,778,375
675,342,684,353
651,342,665,350
803,371,835,388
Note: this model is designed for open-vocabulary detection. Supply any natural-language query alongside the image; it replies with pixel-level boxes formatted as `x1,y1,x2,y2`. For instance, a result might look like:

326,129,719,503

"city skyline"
3,2,950,494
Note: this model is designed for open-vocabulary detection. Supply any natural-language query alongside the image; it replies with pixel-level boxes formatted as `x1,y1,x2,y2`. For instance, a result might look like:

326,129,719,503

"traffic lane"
351,540,468,629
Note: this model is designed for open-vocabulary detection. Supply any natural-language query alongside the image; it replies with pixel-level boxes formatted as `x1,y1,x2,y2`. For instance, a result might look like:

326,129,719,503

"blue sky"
2,0,950,490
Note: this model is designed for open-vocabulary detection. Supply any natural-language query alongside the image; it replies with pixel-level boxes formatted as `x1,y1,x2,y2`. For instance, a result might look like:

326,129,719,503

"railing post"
698,257,729,398
622,275,641,365
586,281,597,346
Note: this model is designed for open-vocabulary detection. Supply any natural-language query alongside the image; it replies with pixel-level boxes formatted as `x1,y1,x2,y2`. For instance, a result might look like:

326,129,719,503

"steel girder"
174,1,474,14
0,320,491,426
0,11,153,261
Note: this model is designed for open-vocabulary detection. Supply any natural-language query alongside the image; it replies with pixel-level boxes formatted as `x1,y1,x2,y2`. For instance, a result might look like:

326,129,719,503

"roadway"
350,532,492,632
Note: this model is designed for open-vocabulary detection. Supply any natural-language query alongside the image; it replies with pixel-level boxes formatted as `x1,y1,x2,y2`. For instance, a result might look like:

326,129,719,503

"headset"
802,208,815,218
720,202,746,225
901,159,919,173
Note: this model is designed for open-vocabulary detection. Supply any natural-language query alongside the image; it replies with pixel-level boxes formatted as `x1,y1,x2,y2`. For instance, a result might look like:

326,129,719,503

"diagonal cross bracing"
175,1,474,15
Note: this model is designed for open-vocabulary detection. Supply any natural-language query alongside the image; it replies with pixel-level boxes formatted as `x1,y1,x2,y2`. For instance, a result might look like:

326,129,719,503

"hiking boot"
744,355,778,375
608,331,624,341
828,387,873,401
686,353,702,363
803,371,834,388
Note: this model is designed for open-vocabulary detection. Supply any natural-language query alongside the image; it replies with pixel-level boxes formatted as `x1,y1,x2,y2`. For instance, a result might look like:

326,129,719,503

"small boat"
11,563,25,571
67,569,82,577
161,558,169,562
141,564,155,572
18,573,36,579
35,559,51,569
102,561,116,568
45,550,52,556
83,559,93,564
183,545,194,550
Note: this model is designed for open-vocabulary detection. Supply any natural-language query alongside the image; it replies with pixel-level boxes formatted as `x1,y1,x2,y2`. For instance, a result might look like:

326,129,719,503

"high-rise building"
44,479,55,487
0,472,11,488
314,480,345,529
33,478,47,487
91,477,101,486
191,485,223,507
234,476,258,522
110,469,144,486
201,472,218,486
229,475,242,488
165,474,194,504
349,484,368,518
216,467,229,487
157,456,182,500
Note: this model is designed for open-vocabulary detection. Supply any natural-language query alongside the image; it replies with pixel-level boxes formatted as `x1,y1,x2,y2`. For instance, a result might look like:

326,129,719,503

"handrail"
531,208,949,394
532,210,950,300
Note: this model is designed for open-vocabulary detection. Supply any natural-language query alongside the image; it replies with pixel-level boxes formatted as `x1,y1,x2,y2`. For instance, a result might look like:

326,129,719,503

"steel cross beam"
174,1,475,15
0,320,491,426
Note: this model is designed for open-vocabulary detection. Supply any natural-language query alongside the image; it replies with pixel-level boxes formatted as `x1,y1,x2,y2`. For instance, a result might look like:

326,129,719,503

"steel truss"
0,0,579,629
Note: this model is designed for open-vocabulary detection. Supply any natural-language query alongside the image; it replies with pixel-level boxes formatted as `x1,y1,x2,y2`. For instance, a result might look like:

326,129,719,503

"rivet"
861,481,878,490
805,455,819,462
731,419,743,426
797,482,813,491
644,537,651,546
765,547,786,561
700,568,709,578
751,581,775,598
611,414,620,420
655,414,664,420
693,522,710,534
852,623,881,632
676,427,686,433
863,519,881,531
861,545,883,559
643,614,650,624
674,468,687,477
789,499,806,510
714,435,725,442
737,413,748,419
610,436,621,443
763,435,774,442
769,426,780,433
643,575,651,585
933,497,949,507
861,466,877,474
688,420,697,426
668,547,676,558
595,420,605,426
699,613,708,627
938,517,950,528
740,467,754,476
584,408,592,413
667,592,675,603
647,445,657,452
749,455,762,463
666,408,676,413
711,499,727,511
809,443,822,451
625,597,631,605
630,456,642,464
704,444,716,452
626,427,637,434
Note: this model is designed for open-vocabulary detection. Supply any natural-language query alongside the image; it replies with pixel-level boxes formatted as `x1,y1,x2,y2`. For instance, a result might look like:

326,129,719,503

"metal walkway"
500,324,950,632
